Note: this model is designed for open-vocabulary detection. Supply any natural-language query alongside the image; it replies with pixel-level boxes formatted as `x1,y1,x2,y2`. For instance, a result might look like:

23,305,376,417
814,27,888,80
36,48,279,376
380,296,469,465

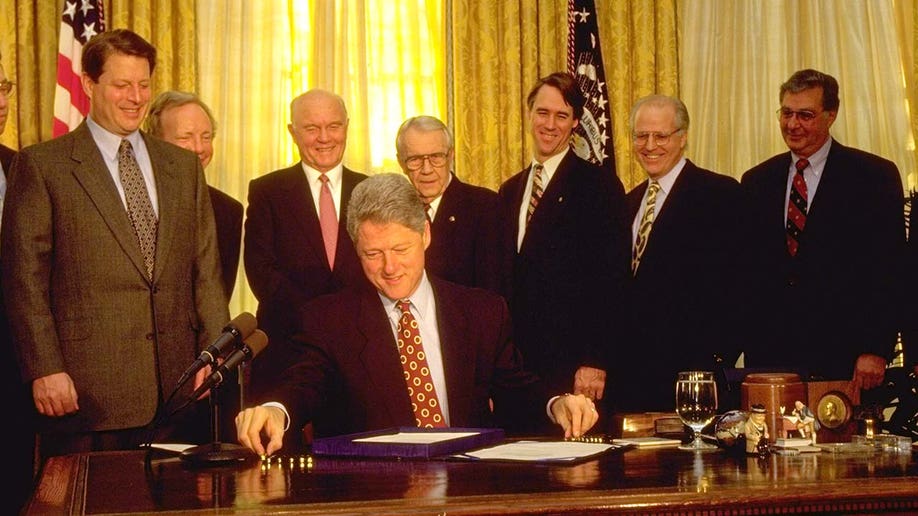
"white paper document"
455,440,616,462
354,431,480,444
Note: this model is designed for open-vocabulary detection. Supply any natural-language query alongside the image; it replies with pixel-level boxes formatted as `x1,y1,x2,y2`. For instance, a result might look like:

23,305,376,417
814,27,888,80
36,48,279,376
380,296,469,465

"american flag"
53,0,105,137
567,0,615,175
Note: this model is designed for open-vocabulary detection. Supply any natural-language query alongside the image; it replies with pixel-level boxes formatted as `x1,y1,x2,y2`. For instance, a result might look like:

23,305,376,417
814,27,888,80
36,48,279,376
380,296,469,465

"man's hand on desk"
573,366,606,400
550,393,599,438
236,405,286,456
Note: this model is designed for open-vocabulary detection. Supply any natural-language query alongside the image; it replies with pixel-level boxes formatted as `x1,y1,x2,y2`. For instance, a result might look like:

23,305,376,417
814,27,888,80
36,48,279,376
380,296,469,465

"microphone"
177,312,257,387
188,329,268,402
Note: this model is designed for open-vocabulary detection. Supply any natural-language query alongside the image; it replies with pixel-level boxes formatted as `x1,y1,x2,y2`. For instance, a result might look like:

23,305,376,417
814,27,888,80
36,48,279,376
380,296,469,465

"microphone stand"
180,366,252,466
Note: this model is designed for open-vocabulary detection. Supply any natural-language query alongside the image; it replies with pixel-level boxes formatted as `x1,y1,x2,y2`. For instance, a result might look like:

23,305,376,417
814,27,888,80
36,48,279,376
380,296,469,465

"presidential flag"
567,0,614,174
53,0,105,137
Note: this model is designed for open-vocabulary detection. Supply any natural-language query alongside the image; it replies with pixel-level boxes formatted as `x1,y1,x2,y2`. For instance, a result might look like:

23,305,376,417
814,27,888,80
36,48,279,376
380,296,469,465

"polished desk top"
25,443,918,515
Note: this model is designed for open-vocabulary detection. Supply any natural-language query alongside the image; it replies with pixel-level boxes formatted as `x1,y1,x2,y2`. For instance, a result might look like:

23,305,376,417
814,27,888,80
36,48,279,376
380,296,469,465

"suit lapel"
521,153,573,253
144,134,180,282
356,290,414,422
282,166,328,269
430,279,474,424
69,125,150,281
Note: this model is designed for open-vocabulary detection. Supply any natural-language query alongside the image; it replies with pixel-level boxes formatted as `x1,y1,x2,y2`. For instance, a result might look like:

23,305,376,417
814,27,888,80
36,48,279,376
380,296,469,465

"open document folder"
311,427,626,464
451,439,623,464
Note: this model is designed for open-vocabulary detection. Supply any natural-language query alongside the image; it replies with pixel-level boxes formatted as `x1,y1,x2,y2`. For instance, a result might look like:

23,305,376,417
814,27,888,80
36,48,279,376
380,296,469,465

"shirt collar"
86,115,143,162
652,157,687,195
301,162,344,188
378,271,434,315
791,138,832,172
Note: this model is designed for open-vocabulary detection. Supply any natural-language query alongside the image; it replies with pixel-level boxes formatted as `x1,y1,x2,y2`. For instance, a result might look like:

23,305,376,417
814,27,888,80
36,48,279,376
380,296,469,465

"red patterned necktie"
118,139,157,279
395,299,446,428
786,158,809,256
318,174,337,268
526,163,544,226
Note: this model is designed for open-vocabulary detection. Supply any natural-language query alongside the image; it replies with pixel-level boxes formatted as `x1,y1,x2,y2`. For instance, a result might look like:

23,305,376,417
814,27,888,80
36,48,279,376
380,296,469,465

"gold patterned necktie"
318,173,337,268
526,163,544,226
118,139,157,279
395,299,446,428
786,158,809,257
632,181,660,274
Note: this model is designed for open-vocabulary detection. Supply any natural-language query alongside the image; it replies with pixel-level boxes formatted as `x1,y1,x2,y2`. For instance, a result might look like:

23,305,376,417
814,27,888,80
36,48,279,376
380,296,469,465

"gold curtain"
196,0,448,316
680,0,916,187
0,0,194,150
451,0,566,192
451,0,678,192
600,0,679,191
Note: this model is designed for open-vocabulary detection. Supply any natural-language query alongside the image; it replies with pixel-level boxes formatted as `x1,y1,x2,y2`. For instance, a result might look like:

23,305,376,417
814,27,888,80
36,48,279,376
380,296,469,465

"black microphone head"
242,329,269,359
225,312,257,339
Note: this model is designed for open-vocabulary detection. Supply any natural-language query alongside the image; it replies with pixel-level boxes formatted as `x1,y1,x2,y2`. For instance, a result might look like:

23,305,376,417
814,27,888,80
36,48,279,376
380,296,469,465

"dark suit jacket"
274,277,547,444
208,186,243,300
498,150,630,396
741,140,905,380
617,160,743,412
0,142,34,513
1,123,229,435
426,175,503,292
244,164,370,399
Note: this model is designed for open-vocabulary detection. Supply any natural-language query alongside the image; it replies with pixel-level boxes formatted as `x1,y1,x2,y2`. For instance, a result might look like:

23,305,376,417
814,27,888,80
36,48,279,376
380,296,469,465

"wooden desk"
25,445,918,515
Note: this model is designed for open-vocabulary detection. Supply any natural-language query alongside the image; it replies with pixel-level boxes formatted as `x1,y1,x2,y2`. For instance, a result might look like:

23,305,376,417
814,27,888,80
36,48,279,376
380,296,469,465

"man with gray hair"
742,69,905,388
396,115,502,292
616,94,742,412
235,173,598,455
145,91,243,301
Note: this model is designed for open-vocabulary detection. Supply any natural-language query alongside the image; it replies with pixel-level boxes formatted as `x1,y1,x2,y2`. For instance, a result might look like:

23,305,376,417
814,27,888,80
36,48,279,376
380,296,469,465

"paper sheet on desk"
454,440,618,463
354,431,480,444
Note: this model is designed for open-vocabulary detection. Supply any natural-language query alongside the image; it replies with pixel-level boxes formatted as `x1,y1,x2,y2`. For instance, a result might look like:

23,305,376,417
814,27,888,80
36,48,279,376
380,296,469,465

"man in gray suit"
1,29,229,458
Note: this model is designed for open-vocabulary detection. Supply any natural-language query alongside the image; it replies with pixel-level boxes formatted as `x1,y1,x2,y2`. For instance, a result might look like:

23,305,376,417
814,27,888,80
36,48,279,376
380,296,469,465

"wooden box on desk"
612,412,682,439
806,380,859,443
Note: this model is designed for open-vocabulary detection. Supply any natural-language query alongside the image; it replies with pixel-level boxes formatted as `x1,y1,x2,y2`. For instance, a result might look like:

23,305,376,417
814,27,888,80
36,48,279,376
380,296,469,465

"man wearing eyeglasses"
613,94,743,413
244,89,369,402
498,72,630,430
0,50,33,516
395,116,502,293
741,69,905,390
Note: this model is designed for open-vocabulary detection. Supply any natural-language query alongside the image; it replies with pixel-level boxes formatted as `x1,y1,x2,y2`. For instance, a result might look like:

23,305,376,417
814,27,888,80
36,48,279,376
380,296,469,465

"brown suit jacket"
1,122,229,434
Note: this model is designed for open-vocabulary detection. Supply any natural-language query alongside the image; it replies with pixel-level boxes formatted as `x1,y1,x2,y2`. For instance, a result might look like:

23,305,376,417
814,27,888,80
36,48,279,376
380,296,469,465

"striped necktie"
786,158,809,257
526,163,544,226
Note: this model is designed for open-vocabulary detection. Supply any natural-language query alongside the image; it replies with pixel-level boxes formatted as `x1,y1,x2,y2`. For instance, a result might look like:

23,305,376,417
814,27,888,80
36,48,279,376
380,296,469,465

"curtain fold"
451,0,566,191
680,0,915,186
0,0,194,149
602,0,679,190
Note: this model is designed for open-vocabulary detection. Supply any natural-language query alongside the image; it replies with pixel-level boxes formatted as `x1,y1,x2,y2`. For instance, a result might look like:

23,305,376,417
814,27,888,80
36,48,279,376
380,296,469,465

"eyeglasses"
776,108,821,122
403,152,449,171
0,80,14,97
632,129,682,146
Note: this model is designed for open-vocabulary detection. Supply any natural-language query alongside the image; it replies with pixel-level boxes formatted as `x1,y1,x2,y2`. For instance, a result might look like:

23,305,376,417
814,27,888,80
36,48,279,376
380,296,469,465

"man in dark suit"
395,115,502,292
498,72,630,407
244,89,369,401
235,173,598,456
616,95,743,412
741,69,905,389
145,91,245,443
1,30,229,458
145,91,243,301
0,51,34,516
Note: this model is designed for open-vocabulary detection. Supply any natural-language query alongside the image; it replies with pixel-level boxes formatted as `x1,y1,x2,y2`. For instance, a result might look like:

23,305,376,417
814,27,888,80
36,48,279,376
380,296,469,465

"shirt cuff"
262,401,291,431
